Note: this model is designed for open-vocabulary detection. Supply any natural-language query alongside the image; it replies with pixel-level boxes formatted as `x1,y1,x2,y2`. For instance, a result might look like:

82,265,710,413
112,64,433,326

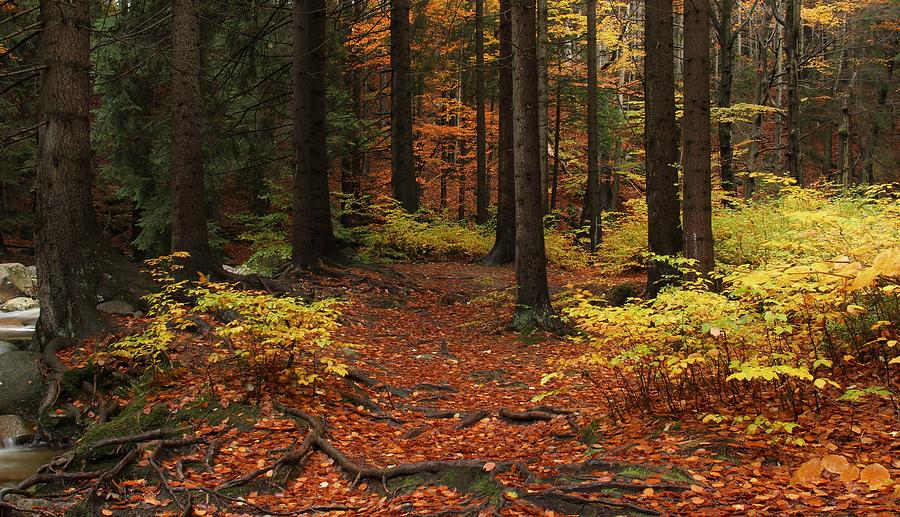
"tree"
292,0,342,268
711,0,737,193
682,0,714,280
34,0,137,343
536,0,550,213
585,0,601,252
510,0,556,330
390,0,418,211
776,0,801,184
171,0,216,274
474,0,489,224
480,0,516,266
644,0,682,295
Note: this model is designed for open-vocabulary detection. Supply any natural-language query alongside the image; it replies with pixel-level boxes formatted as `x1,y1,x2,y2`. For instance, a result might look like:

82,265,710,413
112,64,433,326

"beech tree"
390,0,418,211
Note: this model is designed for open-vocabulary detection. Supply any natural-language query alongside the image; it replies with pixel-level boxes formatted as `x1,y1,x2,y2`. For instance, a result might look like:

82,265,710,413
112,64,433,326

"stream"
0,306,64,486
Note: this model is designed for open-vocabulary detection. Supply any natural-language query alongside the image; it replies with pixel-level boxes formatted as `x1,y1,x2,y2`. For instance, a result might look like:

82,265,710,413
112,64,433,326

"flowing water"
0,306,65,485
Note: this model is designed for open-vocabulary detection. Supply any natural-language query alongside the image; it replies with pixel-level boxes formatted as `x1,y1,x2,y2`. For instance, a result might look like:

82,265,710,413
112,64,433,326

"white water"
0,308,38,341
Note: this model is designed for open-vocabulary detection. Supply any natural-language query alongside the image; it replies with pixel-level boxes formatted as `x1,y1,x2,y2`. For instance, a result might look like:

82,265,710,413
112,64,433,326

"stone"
0,263,34,303
0,414,33,445
97,300,136,315
0,341,18,355
1,297,39,312
0,351,45,416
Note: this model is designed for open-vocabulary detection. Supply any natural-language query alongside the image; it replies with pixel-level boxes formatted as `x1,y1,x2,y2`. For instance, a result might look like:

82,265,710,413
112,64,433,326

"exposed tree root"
524,490,660,516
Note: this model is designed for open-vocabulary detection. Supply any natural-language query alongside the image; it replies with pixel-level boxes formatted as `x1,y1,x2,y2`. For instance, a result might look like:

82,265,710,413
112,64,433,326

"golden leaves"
792,455,894,490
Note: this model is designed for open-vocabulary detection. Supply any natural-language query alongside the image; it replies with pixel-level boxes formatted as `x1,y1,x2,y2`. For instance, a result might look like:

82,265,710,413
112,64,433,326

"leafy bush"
94,253,350,394
548,188,900,442
595,198,648,274
236,213,292,275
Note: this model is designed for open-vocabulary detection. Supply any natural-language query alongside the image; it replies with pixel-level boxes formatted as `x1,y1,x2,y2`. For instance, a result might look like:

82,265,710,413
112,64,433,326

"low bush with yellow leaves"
94,253,350,396
549,186,900,443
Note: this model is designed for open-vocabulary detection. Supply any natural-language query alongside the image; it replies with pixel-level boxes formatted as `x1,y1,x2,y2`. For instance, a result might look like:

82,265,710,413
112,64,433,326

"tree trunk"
292,0,342,268
550,73,562,211
783,0,801,184
171,0,215,274
682,0,714,280
863,51,895,183
480,0,516,265
474,0,489,223
839,71,856,187
390,0,418,211
537,0,549,213
746,20,769,199
644,0,682,296
35,0,138,343
585,0,601,252
510,0,555,330
714,0,735,193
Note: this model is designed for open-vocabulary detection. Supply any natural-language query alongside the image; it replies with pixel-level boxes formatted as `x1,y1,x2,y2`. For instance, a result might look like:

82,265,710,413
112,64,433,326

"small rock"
0,263,34,303
0,414,33,445
0,341,19,355
1,297,39,312
97,300,136,315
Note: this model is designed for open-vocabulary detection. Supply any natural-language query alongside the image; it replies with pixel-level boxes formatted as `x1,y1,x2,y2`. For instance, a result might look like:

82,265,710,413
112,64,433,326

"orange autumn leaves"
792,454,893,490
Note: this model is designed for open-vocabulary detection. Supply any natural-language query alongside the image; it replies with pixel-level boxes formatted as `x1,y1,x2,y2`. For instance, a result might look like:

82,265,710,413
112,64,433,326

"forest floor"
28,262,900,516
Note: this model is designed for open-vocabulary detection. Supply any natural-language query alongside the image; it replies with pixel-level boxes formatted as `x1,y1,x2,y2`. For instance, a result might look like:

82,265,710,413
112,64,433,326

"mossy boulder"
0,351,45,416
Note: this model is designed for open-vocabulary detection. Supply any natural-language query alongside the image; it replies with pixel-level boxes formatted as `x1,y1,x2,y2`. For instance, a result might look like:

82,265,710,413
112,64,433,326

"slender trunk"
714,0,735,192
537,0,549,213
746,22,768,198
864,52,895,183
644,0,682,296
783,0,801,184
839,73,856,187
510,0,555,329
475,0,489,223
773,11,783,164
682,0,714,280
391,0,417,210
480,0,516,265
171,0,215,273
550,74,562,211
585,0,600,252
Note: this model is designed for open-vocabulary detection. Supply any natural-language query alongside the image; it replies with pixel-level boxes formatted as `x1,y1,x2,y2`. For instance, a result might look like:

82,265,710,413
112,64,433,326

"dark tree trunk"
682,0,714,280
293,0,342,268
783,0,801,184
390,0,418,211
550,74,562,211
536,0,549,213
475,0,489,223
585,0,601,252
171,0,215,274
35,0,139,343
644,0,682,296
713,0,735,193
480,0,516,265
510,0,556,330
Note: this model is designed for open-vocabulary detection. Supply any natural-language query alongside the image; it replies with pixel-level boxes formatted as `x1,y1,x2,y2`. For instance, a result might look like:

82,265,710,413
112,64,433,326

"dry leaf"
840,465,860,483
483,462,496,472
859,464,891,488
791,457,823,485
643,487,655,496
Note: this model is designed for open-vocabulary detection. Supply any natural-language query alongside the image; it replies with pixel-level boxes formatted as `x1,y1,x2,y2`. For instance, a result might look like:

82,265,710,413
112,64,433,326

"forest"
0,0,898,514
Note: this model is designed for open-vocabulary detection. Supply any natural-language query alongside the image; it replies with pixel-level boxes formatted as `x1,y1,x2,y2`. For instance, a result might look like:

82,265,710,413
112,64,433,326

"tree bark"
644,0,682,296
292,0,342,268
390,0,418,211
510,0,556,330
585,0,601,252
682,0,714,280
536,0,550,213
475,0,489,223
480,0,516,265
550,73,562,211
35,0,138,343
783,0,801,184
713,0,735,193
171,0,216,274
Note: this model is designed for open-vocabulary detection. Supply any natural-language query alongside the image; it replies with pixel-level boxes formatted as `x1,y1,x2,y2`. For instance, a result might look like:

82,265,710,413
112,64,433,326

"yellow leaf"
859,464,891,489
790,457,822,485
889,356,900,365
822,454,850,474
841,465,860,483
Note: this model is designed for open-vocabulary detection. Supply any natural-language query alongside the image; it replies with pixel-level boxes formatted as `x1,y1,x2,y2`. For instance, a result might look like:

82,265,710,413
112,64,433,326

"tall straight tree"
390,0,418,211
682,0,714,279
711,0,736,193
35,0,136,342
585,0,601,251
171,0,215,273
644,0,680,296
480,0,516,265
780,0,801,184
474,0,489,223
644,0,682,295
510,0,555,329
293,0,342,268
536,0,549,213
